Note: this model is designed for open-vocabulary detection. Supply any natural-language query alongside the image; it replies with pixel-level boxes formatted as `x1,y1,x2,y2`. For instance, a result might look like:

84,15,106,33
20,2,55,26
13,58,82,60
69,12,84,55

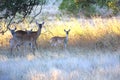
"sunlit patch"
26,54,35,61
1,17,120,53
30,73,47,80
0,53,119,80
0,55,8,61
49,69,63,80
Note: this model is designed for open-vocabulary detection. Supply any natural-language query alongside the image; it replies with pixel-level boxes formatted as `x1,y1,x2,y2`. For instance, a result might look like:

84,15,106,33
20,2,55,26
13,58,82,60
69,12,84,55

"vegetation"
0,1,119,79
59,0,120,17
0,0,46,34
0,0,46,19
0,17,120,52
0,0,120,52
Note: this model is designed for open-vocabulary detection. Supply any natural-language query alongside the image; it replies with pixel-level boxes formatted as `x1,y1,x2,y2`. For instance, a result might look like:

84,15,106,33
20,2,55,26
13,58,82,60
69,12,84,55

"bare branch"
0,0,46,35
30,5,43,24
0,26,2,30
0,15,16,35
30,0,46,24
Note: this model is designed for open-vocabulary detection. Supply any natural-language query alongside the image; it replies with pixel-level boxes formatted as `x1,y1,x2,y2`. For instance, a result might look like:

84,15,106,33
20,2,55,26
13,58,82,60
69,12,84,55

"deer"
9,22,44,55
8,27,33,55
49,29,70,49
9,37,34,56
9,37,21,55
28,21,44,49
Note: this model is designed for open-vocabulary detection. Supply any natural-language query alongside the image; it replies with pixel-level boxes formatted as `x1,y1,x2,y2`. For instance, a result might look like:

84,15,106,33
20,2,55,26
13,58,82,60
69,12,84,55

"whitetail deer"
9,29,33,51
49,29,70,49
9,37,34,56
28,21,44,49
9,22,44,55
9,38,21,55
9,28,33,55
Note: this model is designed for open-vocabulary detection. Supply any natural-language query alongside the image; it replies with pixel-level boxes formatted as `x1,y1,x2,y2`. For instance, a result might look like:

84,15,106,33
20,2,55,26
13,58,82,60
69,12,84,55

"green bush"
0,0,46,19
59,0,120,17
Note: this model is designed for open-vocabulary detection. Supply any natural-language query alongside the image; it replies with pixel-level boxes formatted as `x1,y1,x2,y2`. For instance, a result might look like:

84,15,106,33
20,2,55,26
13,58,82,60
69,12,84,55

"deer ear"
13,26,17,30
30,29,33,31
36,21,39,25
68,29,71,32
64,29,66,32
42,22,44,25
15,27,17,30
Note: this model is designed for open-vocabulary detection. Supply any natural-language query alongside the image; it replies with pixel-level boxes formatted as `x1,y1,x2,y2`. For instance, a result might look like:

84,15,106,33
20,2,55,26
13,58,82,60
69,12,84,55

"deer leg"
64,44,66,49
9,39,15,56
10,47,13,55
35,40,38,50
32,46,35,56
16,44,20,51
31,41,36,55
51,43,54,47
64,41,67,49
10,45,16,56
32,47,35,55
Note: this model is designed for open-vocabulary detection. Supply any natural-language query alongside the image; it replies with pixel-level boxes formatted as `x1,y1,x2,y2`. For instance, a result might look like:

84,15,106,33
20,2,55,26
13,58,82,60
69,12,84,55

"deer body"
9,37,34,56
9,38,21,54
50,29,70,49
9,22,44,55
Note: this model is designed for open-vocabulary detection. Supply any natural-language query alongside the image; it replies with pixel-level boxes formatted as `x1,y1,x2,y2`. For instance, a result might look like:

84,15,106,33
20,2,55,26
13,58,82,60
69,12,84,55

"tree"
59,0,120,17
0,0,46,34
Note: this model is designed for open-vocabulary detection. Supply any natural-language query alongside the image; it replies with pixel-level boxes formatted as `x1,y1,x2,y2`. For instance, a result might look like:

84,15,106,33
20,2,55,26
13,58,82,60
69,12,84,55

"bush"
59,0,120,17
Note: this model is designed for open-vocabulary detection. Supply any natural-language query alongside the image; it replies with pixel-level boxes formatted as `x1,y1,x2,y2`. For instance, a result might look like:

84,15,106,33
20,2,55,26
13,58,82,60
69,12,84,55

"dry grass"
0,17,120,52
0,51,120,80
0,17,120,80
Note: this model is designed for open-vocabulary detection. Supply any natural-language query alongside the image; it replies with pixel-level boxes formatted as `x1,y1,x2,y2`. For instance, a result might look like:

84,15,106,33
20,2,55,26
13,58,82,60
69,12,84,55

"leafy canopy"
0,0,46,34
59,0,120,17
0,0,46,19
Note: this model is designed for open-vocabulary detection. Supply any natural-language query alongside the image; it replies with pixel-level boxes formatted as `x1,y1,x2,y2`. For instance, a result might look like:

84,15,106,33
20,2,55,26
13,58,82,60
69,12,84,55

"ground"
0,17,120,80
0,47,120,80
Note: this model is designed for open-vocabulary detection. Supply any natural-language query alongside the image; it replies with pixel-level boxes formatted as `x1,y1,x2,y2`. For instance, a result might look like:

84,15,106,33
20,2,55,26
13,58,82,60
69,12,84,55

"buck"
49,29,70,49
9,22,44,55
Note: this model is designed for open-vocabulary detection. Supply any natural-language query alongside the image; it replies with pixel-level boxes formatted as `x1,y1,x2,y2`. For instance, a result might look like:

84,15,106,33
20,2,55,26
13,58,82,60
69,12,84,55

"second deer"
9,22,44,55
49,29,70,49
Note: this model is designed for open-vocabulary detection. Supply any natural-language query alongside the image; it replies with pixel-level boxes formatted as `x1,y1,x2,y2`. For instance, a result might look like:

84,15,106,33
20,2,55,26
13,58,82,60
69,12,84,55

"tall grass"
0,17,120,51
0,17,120,80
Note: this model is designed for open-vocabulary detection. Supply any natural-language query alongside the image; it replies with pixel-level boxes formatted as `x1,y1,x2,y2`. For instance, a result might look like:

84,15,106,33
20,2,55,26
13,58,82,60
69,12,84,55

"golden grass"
0,17,120,51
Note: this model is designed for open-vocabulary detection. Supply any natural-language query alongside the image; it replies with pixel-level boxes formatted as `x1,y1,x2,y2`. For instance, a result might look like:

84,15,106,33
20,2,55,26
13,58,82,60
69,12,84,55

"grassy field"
1,17,120,51
0,17,120,80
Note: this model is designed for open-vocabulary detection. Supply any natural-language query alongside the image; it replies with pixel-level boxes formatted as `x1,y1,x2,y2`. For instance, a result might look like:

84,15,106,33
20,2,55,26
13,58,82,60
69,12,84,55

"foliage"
59,0,77,14
0,0,46,19
107,0,120,14
1,17,120,51
59,0,120,17
0,0,46,34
